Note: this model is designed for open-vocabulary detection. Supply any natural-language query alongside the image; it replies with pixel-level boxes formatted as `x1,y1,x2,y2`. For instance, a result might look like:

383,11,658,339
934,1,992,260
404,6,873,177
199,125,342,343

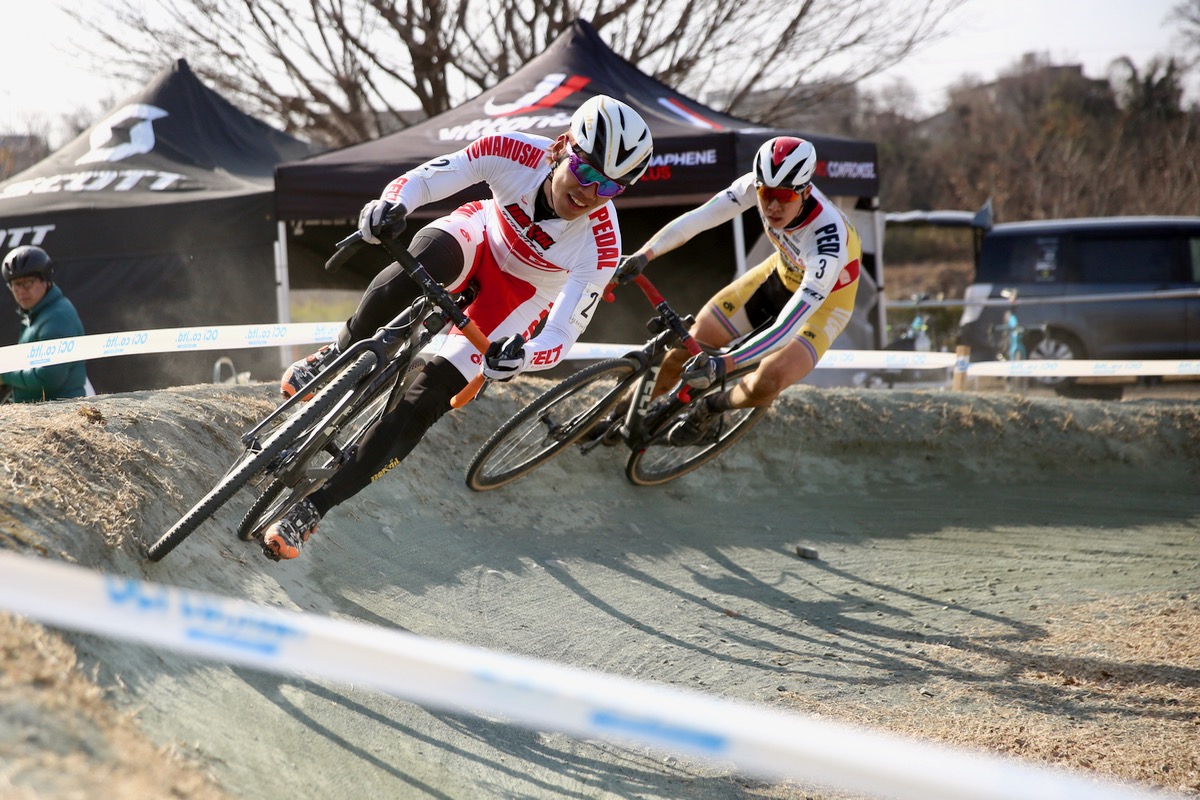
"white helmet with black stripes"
570,95,654,186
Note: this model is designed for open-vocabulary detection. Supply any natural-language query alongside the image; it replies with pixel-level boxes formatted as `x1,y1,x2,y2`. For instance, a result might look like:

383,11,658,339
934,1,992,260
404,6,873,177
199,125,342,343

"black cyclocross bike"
146,232,491,562
465,274,768,490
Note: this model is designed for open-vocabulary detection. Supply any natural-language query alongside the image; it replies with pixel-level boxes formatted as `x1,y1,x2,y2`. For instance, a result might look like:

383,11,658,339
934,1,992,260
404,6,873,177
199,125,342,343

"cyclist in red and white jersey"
616,136,862,446
264,95,653,560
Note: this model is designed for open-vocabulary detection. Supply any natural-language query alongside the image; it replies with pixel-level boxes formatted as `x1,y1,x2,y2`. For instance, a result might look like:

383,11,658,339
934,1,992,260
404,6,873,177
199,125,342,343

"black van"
958,217,1200,373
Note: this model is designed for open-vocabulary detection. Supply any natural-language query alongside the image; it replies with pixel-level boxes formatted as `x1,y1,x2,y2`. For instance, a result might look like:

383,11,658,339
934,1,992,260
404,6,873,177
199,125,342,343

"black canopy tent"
274,19,886,347
0,59,313,393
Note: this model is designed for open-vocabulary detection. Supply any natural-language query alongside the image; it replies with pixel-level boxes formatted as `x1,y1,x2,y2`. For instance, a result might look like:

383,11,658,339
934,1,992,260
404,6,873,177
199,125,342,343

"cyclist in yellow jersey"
615,136,862,445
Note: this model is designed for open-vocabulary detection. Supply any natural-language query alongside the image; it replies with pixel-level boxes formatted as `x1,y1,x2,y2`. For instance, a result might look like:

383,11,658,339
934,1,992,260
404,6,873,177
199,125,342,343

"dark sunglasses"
566,151,625,197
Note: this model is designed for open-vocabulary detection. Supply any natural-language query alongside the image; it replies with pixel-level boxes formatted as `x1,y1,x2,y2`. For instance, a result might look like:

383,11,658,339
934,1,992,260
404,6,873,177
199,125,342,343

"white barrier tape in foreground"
968,358,1200,378
0,552,1175,800
0,322,961,374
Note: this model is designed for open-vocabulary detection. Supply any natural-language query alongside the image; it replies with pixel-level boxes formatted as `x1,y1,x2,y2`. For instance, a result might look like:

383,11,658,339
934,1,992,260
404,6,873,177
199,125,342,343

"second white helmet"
570,95,654,185
754,136,817,190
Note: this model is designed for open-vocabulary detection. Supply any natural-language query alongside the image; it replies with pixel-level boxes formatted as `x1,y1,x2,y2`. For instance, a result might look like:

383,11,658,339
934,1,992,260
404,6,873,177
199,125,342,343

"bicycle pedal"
249,531,283,562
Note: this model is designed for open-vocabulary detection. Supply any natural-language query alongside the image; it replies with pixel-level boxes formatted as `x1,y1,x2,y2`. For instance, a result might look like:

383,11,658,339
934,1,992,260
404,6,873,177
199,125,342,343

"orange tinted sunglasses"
756,184,804,204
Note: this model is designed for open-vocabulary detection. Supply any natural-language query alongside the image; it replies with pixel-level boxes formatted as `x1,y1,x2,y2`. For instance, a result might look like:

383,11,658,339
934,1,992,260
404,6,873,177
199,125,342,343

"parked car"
958,216,1200,383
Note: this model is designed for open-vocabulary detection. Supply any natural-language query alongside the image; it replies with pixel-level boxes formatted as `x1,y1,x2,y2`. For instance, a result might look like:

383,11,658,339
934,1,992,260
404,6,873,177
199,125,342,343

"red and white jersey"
379,132,621,371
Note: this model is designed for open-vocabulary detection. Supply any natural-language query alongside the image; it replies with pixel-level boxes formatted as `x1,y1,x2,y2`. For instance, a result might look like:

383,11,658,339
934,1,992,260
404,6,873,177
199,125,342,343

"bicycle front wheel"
465,358,639,491
625,366,768,487
146,352,377,561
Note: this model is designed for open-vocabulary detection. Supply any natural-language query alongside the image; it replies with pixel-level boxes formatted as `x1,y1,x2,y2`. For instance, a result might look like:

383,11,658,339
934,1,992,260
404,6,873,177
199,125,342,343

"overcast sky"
1,0,1192,146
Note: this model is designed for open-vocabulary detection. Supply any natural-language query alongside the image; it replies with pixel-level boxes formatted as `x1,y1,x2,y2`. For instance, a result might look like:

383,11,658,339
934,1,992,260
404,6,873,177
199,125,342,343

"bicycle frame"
465,272,768,491
146,232,492,562
583,274,705,449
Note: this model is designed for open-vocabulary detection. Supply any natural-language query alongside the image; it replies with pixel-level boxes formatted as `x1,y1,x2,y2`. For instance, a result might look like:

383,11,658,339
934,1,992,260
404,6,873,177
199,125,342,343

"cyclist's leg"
653,259,780,396
725,269,859,408
339,203,486,347
306,356,468,515
309,245,554,516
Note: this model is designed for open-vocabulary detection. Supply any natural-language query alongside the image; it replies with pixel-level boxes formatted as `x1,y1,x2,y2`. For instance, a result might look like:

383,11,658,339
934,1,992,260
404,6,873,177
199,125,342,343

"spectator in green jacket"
1,246,88,402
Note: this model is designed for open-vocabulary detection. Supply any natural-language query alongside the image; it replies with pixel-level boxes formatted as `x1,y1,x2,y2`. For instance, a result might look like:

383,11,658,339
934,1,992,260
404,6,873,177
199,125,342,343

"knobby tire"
145,353,377,561
234,366,404,541
465,358,639,491
625,365,768,487
236,479,285,541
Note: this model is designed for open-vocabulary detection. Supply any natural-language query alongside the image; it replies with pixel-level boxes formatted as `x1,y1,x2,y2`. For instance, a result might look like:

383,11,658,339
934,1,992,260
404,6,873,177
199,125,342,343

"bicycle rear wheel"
145,352,377,561
625,366,768,487
465,358,639,491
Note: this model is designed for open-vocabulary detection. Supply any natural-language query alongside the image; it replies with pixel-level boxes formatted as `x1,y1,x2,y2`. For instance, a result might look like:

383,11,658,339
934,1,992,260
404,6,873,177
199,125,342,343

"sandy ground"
0,378,1198,799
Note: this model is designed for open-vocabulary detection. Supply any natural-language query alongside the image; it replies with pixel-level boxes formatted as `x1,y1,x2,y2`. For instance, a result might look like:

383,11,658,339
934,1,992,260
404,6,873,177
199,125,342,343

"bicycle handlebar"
325,231,367,273
603,274,704,357
326,231,492,408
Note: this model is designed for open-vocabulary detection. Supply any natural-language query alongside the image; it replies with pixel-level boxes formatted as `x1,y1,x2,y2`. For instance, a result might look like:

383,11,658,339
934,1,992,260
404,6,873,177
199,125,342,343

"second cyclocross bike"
146,233,490,561
465,274,768,490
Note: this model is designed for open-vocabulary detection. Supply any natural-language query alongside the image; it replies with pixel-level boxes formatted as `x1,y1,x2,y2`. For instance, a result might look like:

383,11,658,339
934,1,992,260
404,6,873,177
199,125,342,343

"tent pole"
871,204,887,350
274,221,292,369
732,214,747,278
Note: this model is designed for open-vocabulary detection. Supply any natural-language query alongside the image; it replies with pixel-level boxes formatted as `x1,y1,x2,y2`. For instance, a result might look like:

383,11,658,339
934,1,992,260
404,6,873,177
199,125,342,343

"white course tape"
0,322,346,373
0,322,961,374
818,350,957,370
4,321,1195,379
968,358,1200,378
0,552,1177,800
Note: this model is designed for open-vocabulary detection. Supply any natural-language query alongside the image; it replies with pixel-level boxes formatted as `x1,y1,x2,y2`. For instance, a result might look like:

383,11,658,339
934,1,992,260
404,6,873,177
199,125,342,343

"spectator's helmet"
570,95,654,186
2,246,53,286
754,136,817,191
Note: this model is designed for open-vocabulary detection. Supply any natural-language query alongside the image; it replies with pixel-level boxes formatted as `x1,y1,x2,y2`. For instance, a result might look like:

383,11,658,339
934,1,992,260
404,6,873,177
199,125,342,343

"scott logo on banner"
1,103,185,198
0,224,55,249
76,104,169,164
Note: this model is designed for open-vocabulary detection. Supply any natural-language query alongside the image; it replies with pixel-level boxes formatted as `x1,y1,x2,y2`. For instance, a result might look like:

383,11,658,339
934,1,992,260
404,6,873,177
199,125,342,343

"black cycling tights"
309,227,471,516
308,356,468,516
337,228,466,349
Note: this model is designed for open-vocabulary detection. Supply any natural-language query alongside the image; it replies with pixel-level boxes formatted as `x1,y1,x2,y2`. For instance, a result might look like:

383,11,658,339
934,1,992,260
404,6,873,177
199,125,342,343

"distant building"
917,54,1117,139
0,134,50,181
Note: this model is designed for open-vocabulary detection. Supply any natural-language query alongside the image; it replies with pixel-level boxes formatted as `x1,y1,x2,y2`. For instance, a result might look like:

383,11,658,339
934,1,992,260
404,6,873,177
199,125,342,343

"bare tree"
871,52,1200,221
1172,0,1200,55
73,0,962,147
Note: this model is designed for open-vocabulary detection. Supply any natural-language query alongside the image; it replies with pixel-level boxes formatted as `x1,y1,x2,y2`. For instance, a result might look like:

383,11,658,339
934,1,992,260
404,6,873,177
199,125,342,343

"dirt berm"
1,381,1198,799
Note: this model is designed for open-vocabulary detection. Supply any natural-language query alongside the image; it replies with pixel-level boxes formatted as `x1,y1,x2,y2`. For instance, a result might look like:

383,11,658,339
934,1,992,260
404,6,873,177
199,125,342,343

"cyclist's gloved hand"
680,353,726,390
615,253,648,285
482,334,526,382
358,199,407,245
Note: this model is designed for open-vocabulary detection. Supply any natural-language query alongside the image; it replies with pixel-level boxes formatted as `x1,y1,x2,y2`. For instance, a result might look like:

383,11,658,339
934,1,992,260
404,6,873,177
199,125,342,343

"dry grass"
0,612,231,799
816,593,1200,795
884,260,974,301
0,391,277,548
0,405,166,543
